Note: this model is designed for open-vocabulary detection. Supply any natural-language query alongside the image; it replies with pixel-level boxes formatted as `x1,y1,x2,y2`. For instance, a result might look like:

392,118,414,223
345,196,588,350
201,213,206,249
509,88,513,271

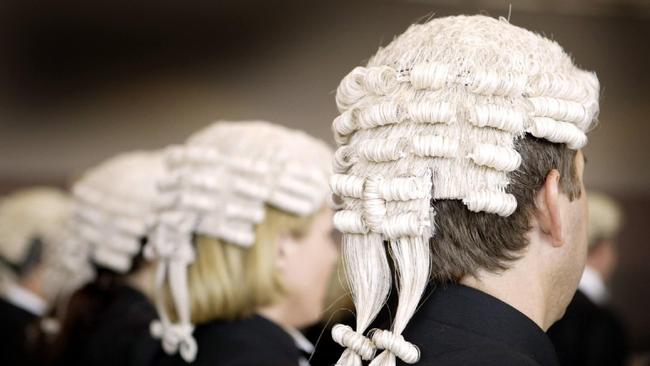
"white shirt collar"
579,265,609,305
2,282,48,316
284,326,315,354
283,326,314,366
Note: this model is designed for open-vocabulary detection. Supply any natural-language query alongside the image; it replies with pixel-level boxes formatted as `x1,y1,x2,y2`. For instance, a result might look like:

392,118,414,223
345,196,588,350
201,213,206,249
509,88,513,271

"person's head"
147,121,335,362
188,205,337,328
330,15,599,365
72,150,165,281
0,187,81,304
584,192,623,282
50,154,163,361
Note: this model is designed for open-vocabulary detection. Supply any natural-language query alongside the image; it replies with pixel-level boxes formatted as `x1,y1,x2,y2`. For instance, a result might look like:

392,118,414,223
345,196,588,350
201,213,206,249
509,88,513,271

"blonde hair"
186,205,316,324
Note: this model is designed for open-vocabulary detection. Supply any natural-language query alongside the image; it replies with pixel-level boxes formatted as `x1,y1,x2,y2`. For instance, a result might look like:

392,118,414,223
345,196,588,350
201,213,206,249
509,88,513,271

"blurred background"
0,0,648,355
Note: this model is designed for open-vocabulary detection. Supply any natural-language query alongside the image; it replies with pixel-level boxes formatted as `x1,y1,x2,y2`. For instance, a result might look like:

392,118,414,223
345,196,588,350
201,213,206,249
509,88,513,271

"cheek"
572,196,589,266
286,241,337,326
286,238,337,292
580,198,589,246
304,240,338,289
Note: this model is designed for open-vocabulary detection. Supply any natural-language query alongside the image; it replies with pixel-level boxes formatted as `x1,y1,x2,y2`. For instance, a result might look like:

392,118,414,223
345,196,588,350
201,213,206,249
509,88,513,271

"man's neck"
460,266,553,331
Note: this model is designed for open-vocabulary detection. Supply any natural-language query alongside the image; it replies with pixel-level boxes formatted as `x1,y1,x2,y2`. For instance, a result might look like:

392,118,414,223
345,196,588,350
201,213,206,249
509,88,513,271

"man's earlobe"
536,169,564,247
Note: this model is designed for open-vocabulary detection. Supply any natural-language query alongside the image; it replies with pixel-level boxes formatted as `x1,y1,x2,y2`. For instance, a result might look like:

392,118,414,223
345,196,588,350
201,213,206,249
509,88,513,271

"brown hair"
430,136,582,284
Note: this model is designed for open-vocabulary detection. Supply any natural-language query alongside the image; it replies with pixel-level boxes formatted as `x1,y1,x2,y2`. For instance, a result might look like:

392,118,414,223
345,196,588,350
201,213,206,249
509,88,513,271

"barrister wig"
329,15,599,365
146,121,332,362
72,151,166,274
0,187,90,303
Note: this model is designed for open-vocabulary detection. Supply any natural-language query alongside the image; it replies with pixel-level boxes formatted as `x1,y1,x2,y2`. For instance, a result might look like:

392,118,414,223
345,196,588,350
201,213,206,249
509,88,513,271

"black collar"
416,284,559,366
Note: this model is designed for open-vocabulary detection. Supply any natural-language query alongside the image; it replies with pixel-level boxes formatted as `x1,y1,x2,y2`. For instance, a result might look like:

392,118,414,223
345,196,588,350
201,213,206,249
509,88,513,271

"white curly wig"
0,187,90,303
146,121,333,362
72,151,166,274
329,15,599,366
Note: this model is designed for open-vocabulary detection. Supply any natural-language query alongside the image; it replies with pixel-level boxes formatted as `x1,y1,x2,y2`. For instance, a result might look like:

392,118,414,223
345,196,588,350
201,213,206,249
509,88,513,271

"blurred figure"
0,187,85,366
548,192,628,366
51,151,164,366
147,121,337,366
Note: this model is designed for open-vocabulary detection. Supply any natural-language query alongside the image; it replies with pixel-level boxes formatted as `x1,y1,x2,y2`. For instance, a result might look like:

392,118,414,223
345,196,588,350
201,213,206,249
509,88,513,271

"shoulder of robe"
429,345,542,366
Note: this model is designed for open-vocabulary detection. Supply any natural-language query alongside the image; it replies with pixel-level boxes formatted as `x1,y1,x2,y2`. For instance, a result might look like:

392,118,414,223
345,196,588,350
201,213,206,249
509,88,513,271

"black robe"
0,298,40,366
547,289,628,366
54,282,159,366
153,314,304,366
398,284,560,366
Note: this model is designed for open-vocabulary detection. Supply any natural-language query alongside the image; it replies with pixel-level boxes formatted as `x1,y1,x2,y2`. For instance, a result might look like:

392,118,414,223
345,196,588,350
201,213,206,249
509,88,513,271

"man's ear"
535,169,564,247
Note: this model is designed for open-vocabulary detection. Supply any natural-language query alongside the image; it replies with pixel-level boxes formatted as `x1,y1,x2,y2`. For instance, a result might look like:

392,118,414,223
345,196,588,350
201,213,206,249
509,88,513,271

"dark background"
0,0,648,354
